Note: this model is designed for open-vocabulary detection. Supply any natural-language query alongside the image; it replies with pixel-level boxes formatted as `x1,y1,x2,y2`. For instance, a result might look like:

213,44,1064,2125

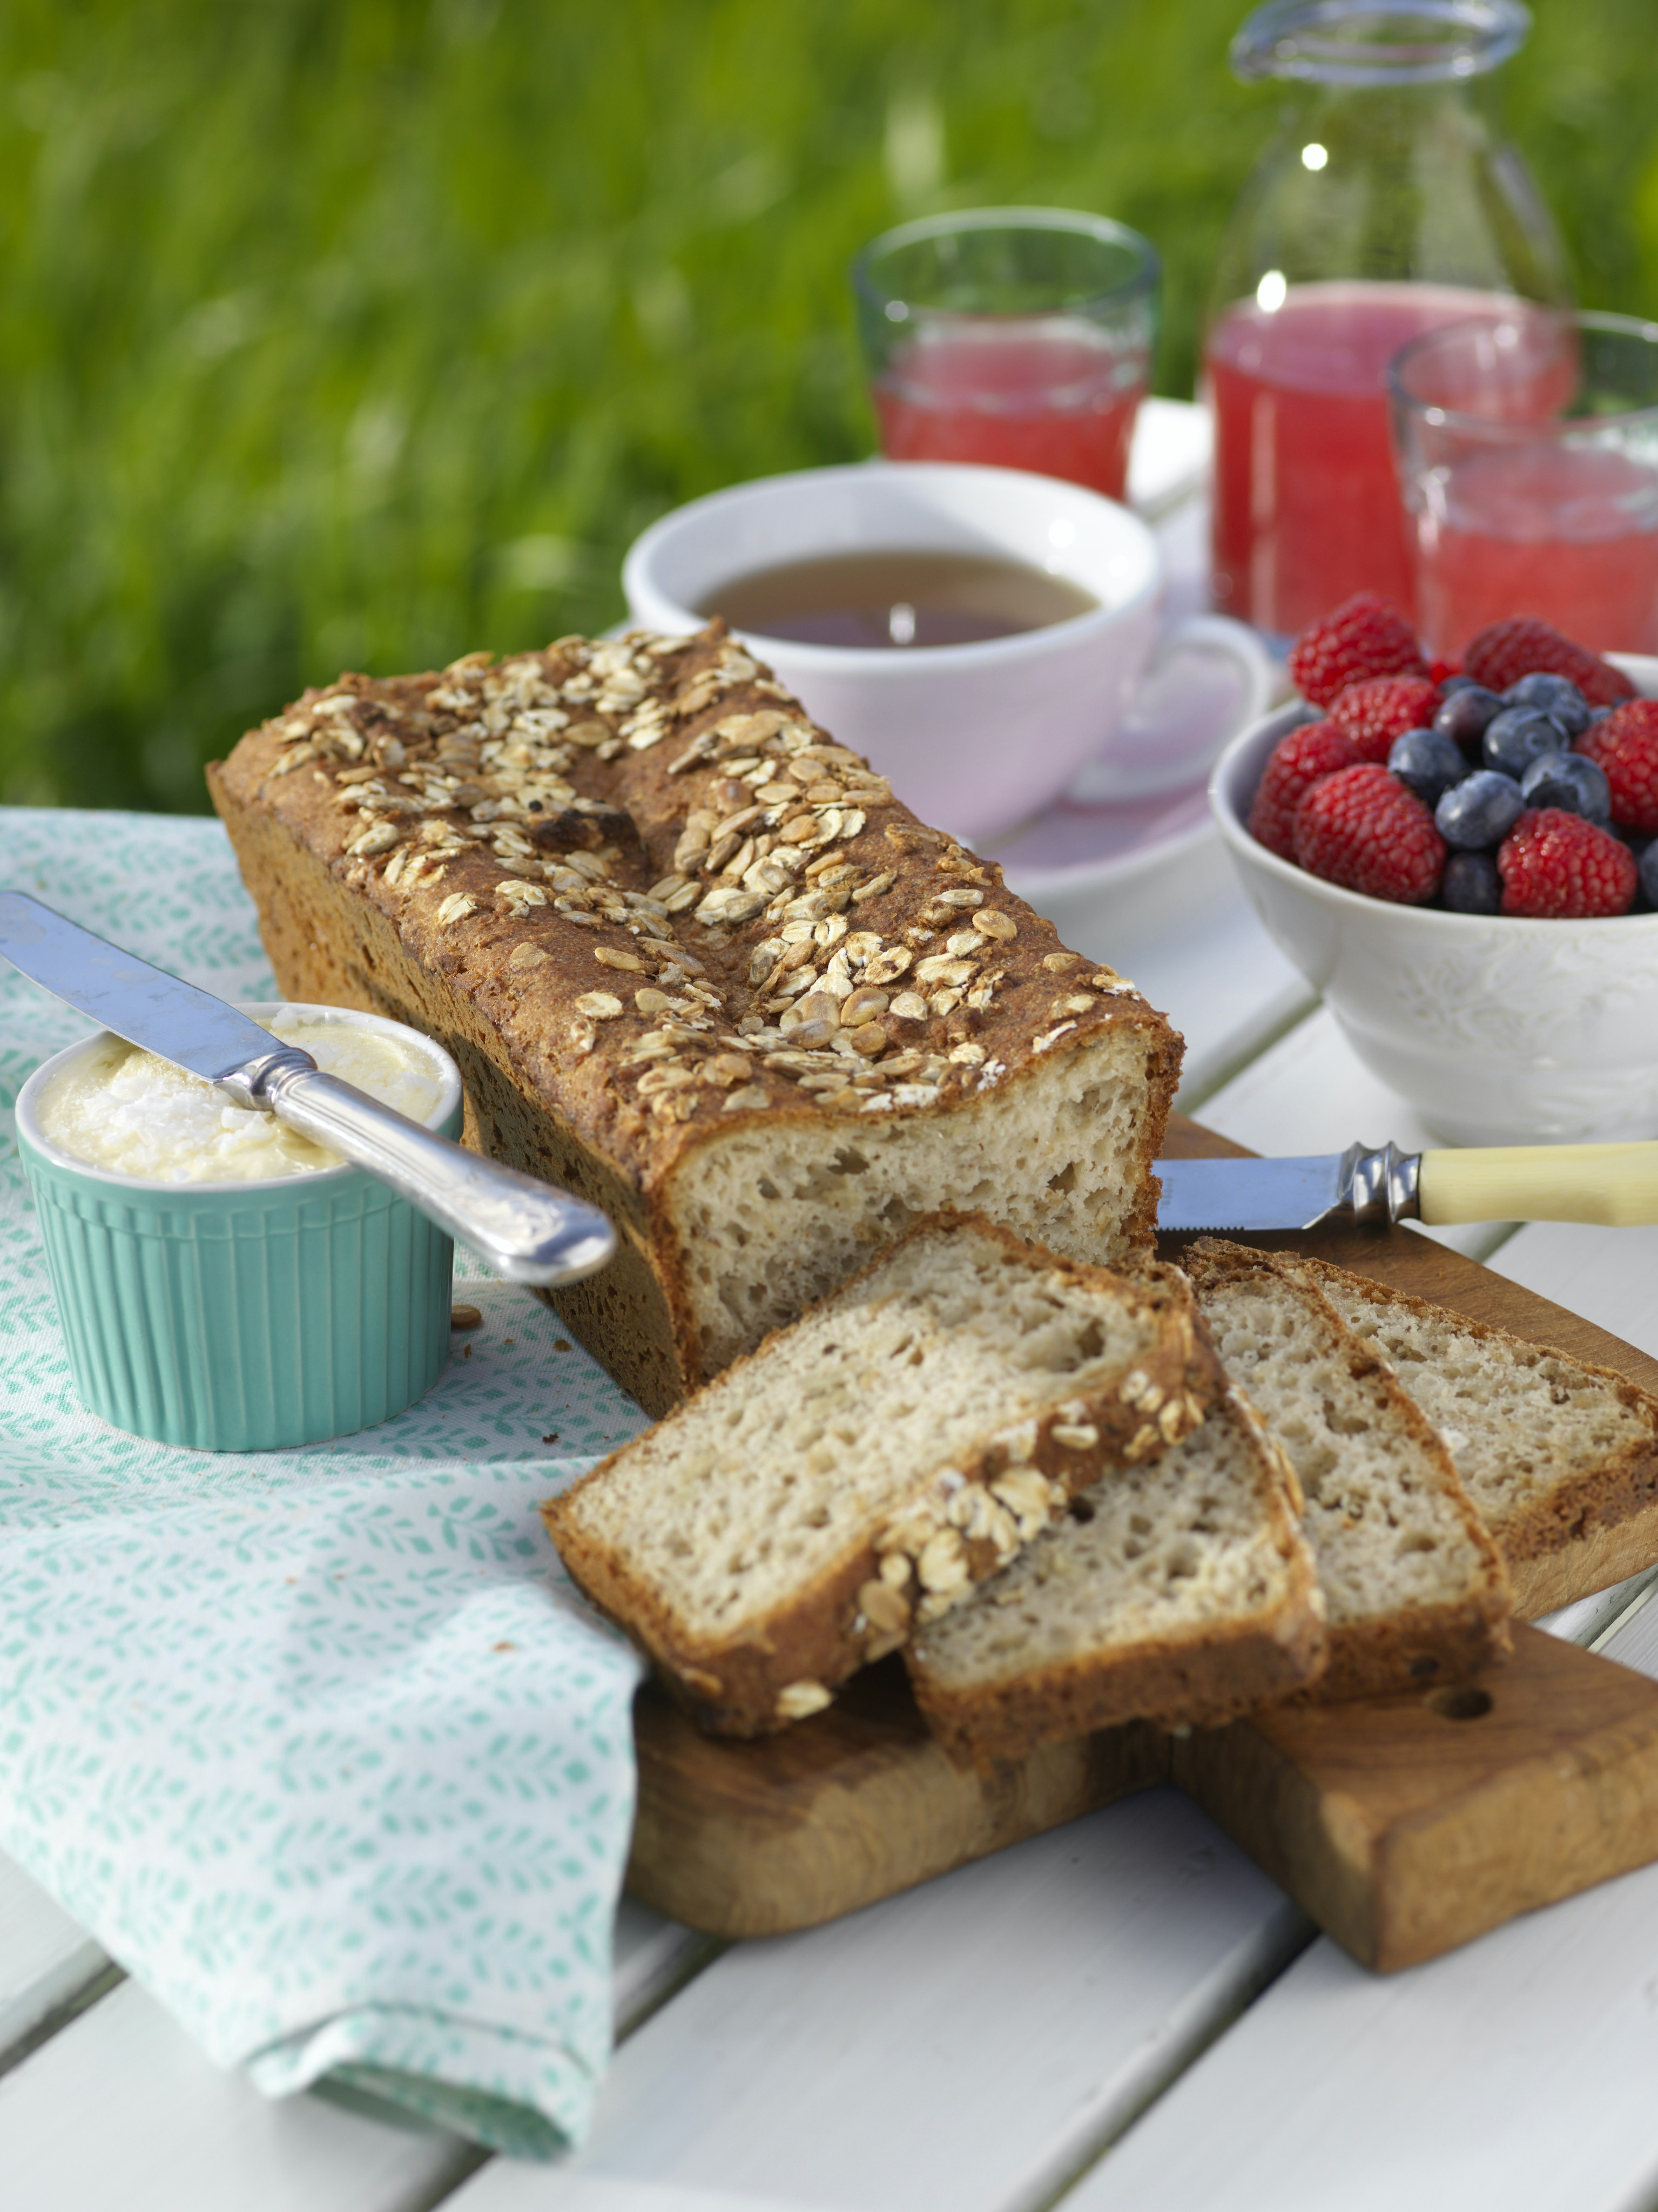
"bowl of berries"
1211,595,1658,1146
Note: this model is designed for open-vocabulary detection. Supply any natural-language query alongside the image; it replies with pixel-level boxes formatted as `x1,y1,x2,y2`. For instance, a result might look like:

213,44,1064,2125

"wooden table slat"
1050,1590,1658,2212
0,1977,483,2212
1028,849,1315,1114
0,1853,108,2072
0,1889,706,2212
443,1792,1309,2212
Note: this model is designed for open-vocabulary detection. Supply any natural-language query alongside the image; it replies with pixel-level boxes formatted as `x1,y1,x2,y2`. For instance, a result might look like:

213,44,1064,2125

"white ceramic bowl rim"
621,460,1163,677
1209,697,1658,938
16,1001,463,1195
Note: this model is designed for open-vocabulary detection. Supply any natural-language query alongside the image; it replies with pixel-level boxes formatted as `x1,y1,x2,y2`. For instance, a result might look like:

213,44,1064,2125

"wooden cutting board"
624,1114,1658,1971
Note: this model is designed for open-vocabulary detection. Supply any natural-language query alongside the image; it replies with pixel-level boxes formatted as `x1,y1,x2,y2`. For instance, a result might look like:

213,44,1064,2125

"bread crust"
543,1216,1218,1736
208,627,1179,1413
1296,1257,1658,1615
1185,1241,1512,1700
907,1382,1330,1765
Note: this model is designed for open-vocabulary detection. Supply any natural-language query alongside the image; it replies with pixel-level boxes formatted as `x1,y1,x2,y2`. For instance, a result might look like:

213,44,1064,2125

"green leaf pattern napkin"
0,809,651,2156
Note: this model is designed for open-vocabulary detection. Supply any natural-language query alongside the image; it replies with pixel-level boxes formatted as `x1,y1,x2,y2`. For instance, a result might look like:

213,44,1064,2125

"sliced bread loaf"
1184,1240,1511,1700
1300,1258,1658,1619
905,1382,1328,1764
544,1213,1214,1735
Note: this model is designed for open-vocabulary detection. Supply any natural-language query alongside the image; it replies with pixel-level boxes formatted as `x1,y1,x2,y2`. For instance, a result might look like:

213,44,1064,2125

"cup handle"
1157,613,1280,732
1064,611,1283,806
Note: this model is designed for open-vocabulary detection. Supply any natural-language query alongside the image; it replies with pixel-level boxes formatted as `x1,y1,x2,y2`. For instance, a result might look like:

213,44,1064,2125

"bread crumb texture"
1185,1241,1509,1698
907,1382,1327,1761
1305,1260,1658,1562
544,1216,1210,1734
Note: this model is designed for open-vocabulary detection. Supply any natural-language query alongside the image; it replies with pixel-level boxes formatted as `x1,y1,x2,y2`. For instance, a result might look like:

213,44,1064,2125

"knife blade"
1156,1139,1658,1231
0,890,617,1287
0,889,291,1083
1154,1152,1347,1232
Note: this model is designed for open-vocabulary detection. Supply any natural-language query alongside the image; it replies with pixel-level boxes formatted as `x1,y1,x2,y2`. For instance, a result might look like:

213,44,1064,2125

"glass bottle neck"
1232,1,1532,89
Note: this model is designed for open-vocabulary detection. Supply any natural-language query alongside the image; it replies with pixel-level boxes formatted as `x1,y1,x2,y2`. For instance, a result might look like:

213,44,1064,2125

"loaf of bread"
1302,1258,1658,1620
543,1213,1215,1736
1185,1240,1511,1699
208,626,1181,1413
905,1381,1327,1763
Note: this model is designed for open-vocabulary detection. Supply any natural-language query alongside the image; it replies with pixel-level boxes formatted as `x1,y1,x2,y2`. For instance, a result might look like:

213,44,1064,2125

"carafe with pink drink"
1206,0,1569,636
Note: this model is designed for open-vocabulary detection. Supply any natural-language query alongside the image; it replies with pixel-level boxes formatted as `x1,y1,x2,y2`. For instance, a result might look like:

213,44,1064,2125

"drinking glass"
852,208,1160,503
1207,0,1569,635
1390,309,1658,658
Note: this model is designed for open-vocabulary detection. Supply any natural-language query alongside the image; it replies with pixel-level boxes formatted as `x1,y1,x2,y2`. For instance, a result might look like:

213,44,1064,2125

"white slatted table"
7,830,1658,2212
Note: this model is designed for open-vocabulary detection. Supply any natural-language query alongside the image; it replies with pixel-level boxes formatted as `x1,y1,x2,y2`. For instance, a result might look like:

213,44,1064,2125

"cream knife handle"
1418,1144,1658,1226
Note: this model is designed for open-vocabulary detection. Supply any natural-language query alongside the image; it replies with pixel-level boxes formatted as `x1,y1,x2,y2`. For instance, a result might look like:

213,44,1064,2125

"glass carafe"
1206,0,1569,636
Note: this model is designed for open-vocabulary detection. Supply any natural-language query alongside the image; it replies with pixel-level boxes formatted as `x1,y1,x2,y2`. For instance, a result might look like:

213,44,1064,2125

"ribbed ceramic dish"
16,1002,463,1452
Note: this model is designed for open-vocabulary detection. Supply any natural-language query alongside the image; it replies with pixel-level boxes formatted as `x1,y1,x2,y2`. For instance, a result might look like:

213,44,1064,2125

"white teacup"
623,461,1245,842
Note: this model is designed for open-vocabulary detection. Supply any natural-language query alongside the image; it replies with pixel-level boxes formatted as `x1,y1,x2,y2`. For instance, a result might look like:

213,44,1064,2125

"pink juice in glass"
1207,280,1499,633
1413,443,1658,658
873,325,1143,501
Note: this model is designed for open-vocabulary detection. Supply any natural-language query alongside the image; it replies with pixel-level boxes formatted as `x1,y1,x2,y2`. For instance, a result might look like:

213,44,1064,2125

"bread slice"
1300,1258,1658,1619
904,1381,1328,1764
1183,1241,1511,1700
544,1214,1214,1736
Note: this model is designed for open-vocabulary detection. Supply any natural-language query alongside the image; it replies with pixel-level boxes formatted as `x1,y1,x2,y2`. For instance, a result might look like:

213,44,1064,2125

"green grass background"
3,0,1656,812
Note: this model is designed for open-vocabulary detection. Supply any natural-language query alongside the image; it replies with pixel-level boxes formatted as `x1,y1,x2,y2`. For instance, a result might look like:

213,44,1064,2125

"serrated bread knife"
0,890,616,1287
1156,1139,1658,1232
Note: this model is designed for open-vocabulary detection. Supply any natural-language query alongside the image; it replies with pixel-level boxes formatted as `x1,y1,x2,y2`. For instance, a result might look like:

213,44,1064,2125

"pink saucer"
985,612,1278,899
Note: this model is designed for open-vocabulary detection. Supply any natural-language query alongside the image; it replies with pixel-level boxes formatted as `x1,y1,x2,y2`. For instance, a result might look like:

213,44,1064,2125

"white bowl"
622,461,1167,842
1210,654,1658,1147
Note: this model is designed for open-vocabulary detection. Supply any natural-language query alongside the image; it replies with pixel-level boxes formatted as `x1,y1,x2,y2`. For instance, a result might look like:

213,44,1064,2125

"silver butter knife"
0,890,616,1288
1157,1139,1658,1232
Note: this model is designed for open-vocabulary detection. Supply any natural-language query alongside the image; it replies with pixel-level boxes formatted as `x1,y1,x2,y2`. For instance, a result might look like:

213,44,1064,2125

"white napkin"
0,808,651,2155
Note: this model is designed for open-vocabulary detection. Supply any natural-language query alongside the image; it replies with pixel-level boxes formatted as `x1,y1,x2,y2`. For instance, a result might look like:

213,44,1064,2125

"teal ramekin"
16,1002,463,1452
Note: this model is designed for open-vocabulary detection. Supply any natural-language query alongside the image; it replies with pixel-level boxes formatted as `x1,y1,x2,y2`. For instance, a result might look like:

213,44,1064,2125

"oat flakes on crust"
209,624,1181,1411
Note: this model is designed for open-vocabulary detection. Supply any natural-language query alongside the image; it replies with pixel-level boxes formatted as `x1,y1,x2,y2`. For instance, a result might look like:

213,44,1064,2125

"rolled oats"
774,1677,832,1719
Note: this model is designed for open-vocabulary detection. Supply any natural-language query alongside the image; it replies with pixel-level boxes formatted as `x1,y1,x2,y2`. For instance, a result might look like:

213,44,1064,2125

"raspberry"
1329,675,1443,763
1427,657,1460,686
1497,808,1636,918
1575,700,1658,833
1292,763,1446,904
1288,594,1427,708
1461,618,1635,709
1248,720,1362,858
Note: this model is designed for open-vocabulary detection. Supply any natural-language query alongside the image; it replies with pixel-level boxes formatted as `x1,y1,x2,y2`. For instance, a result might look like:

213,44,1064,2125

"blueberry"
1436,769,1526,849
1505,671,1592,736
1441,850,1502,914
1389,726,1468,805
1433,684,1505,751
1588,704,1614,725
1438,674,1481,696
1642,843,1658,909
1482,706,1569,778
1519,750,1612,824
